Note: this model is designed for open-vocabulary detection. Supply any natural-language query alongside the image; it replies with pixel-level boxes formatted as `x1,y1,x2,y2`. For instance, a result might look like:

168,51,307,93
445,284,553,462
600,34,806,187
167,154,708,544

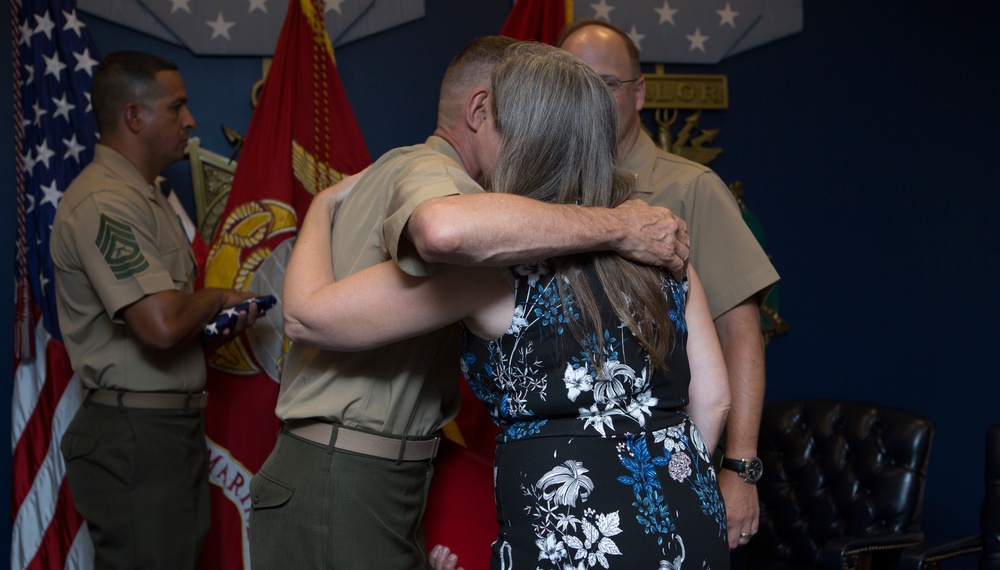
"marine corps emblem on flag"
204,200,296,377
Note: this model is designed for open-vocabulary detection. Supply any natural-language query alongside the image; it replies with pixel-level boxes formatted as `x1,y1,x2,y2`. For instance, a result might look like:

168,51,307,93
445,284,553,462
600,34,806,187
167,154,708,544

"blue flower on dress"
533,283,577,335
616,436,674,542
693,471,727,531
460,351,476,373
665,277,689,335
504,419,546,441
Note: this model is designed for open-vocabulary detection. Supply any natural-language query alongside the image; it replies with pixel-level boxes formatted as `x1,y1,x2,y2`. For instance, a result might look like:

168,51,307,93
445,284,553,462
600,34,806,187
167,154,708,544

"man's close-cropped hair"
91,51,178,134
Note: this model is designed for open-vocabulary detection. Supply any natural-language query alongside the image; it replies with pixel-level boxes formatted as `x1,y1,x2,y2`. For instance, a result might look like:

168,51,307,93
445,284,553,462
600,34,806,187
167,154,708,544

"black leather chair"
745,399,935,570
898,423,1000,570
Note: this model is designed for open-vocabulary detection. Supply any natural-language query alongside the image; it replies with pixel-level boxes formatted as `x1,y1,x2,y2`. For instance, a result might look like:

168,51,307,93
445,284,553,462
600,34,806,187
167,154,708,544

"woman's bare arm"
682,266,730,450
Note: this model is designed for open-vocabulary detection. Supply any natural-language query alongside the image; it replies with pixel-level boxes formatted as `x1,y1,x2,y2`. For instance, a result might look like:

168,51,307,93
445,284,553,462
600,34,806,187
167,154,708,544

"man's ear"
633,76,647,113
465,89,489,132
123,102,143,134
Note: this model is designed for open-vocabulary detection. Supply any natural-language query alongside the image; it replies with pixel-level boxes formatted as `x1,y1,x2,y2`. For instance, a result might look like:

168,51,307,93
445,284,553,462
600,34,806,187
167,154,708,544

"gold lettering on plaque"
643,73,728,110
641,66,728,165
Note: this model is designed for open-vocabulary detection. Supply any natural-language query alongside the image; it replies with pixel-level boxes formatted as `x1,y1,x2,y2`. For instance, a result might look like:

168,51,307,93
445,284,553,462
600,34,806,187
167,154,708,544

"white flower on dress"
563,363,594,402
668,451,693,482
621,368,657,427
537,460,594,508
658,535,686,570
579,403,616,436
593,360,632,404
654,425,688,453
687,419,712,461
536,532,567,562
506,305,529,335
514,262,546,286
565,511,624,568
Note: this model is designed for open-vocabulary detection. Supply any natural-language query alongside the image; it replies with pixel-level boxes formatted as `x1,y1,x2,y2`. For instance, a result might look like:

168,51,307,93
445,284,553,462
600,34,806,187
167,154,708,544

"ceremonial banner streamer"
199,0,370,566
11,0,100,566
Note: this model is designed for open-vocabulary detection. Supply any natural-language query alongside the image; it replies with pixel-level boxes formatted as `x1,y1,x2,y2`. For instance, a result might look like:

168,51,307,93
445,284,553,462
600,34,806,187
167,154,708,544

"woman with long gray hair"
285,42,730,569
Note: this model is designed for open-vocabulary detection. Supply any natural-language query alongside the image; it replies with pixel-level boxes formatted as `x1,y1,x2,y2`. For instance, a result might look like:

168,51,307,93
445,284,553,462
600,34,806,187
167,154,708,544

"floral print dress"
461,263,729,570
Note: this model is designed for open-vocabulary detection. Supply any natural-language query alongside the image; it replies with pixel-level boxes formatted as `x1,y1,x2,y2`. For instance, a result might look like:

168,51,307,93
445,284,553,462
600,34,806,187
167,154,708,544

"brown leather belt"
88,389,208,410
286,420,439,462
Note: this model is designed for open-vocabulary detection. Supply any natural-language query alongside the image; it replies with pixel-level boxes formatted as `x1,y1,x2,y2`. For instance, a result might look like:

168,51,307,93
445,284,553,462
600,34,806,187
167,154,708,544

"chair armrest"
897,534,984,570
822,531,924,569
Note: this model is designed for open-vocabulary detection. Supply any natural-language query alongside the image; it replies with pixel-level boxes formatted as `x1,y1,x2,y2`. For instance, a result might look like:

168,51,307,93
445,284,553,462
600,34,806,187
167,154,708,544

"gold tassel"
14,277,35,360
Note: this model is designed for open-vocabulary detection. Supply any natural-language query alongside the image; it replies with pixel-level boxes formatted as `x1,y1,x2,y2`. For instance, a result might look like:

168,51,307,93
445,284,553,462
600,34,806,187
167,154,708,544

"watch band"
721,456,763,484
720,457,746,473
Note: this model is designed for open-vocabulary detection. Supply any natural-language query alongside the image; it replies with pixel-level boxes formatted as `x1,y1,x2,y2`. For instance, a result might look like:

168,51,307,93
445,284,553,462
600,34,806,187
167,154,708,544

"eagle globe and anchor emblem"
203,198,297,381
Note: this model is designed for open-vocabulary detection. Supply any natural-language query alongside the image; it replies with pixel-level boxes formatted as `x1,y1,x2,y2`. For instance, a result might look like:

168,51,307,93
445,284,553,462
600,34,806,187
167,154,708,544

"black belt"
286,420,439,462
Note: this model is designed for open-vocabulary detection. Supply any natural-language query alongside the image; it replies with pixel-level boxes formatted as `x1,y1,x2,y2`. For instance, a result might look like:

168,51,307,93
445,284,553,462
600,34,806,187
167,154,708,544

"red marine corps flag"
499,0,571,45
198,0,370,567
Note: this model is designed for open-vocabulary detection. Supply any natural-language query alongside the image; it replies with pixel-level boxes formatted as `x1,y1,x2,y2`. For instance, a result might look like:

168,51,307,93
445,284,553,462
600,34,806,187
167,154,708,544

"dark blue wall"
4,0,998,564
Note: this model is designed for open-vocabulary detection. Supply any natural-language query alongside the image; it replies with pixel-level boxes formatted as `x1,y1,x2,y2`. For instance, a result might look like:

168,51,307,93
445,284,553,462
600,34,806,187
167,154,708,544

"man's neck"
432,126,478,181
619,124,641,159
100,139,159,185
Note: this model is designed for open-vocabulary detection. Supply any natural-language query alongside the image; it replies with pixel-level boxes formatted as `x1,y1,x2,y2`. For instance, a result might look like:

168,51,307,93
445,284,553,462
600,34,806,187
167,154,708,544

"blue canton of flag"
573,0,803,64
16,0,100,342
12,0,101,567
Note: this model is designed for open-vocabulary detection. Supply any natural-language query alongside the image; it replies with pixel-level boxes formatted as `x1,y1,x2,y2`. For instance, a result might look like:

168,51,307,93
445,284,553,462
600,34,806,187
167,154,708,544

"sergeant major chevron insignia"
96,213,149,279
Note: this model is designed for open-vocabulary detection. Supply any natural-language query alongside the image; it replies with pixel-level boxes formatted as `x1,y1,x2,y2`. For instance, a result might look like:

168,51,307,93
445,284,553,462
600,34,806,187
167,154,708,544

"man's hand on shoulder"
611,199,690,279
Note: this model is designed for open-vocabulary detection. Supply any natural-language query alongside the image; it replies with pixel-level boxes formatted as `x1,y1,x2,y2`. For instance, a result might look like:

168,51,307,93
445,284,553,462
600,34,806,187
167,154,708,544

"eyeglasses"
604,77,640,91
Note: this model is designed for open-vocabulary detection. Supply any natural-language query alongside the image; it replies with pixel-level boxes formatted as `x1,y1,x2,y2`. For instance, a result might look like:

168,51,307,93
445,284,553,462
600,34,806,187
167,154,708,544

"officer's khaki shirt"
51,145,204,392
276,136,483,437
627,132,779,318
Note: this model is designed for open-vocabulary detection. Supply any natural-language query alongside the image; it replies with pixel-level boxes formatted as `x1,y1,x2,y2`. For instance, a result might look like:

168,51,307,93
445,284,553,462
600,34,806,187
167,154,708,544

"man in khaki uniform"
249,36,692,570
559,20,781,553
51,51,262,569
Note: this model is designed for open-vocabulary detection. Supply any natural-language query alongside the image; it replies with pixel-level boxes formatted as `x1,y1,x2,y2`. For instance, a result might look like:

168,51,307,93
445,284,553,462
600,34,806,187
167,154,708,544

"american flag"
11,0,100,567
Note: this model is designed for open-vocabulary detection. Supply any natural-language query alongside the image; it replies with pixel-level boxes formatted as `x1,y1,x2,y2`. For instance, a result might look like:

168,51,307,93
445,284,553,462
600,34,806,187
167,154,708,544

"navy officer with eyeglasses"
559,18,781,557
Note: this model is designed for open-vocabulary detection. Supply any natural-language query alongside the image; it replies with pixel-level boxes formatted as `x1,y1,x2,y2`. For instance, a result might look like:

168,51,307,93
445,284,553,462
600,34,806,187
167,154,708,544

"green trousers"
249,426,435,569
61,402,209,569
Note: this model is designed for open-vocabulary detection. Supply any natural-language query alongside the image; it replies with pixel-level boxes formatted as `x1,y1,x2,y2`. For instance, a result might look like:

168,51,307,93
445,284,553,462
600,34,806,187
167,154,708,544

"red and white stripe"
11,320,92,570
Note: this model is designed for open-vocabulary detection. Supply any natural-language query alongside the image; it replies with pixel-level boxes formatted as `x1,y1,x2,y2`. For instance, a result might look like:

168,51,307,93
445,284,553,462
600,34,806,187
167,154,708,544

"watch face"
744,457,764,483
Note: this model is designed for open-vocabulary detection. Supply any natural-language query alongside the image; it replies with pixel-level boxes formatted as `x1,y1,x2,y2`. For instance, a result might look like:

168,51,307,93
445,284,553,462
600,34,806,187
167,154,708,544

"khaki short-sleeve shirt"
276,136,484,436
627,132,780,319
51,145,204,392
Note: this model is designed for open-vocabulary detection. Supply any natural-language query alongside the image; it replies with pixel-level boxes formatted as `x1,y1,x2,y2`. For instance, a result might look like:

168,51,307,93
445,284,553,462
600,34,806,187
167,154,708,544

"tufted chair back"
747,399,935,569
898,423,999,570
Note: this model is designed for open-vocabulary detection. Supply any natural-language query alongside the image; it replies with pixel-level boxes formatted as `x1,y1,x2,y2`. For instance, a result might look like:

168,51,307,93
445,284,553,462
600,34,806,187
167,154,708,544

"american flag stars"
574,0,802,64
77,0,423,55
